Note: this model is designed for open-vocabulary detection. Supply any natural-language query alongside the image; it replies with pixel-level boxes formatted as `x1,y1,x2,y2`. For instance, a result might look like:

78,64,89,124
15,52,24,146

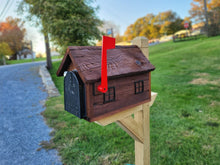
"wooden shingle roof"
57,45,155,83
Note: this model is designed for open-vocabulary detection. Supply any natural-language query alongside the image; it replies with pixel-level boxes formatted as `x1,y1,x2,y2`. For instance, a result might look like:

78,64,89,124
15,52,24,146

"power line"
0,0,7,17
1,0,14,20
0,0,11,20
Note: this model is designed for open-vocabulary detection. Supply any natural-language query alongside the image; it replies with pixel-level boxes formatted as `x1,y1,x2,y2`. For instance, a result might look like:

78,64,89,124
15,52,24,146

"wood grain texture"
116,116,143,143
143,103,150,165
56,46,155,83
135,141,144,165
85,83,94,119
87,73,150,121
90,99,150,122
95,104,143,126
94,92,157,125
63,65,153,122
149,72,151,99
133,105,146,165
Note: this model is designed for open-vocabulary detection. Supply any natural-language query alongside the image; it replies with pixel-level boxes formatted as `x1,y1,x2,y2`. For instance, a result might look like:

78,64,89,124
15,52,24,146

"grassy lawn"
43,36,220,165
6,56,62,65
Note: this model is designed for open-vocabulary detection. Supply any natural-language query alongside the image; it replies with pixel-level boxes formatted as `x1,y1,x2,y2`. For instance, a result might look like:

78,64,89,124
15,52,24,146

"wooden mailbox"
56,45,155,122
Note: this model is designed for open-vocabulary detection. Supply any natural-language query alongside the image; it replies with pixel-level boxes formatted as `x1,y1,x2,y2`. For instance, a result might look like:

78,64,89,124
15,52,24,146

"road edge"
39,65,60,98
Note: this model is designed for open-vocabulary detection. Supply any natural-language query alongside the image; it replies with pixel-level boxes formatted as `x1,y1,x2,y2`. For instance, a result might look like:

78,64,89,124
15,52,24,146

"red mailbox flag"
97,36,115,93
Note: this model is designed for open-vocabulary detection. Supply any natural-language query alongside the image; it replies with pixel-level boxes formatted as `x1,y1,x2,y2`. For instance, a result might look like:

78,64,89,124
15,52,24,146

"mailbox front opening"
64,70,86,119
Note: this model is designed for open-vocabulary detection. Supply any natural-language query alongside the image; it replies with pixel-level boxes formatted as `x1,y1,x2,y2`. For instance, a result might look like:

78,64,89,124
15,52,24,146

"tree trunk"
30,40,34,62
3,56,6,65
203,0,209,36
44,33,52,70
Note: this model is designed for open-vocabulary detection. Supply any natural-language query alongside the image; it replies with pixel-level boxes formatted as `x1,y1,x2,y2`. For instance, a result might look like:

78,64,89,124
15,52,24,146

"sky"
0,0,193,54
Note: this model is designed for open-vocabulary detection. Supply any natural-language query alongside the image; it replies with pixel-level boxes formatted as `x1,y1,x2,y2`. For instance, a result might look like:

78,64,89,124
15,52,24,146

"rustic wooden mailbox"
57,36,157,165
56,42,155,122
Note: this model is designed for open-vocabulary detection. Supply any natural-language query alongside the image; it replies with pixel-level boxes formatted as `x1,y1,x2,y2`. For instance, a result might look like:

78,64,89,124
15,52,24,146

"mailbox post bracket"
95,92,157,165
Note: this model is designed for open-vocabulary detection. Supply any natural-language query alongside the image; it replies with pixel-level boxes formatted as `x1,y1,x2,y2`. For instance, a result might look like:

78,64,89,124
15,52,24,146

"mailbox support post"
133,36,151,165
95,37,157,165
116,100,155,165
97,93,157,165
135,103,150,165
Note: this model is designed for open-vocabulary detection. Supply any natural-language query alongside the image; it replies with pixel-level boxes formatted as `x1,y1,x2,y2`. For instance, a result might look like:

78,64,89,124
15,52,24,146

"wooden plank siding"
87,73,151,121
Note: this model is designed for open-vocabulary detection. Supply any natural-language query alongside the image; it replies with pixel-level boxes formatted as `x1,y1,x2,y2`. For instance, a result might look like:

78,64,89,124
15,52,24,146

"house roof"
57,45,155,83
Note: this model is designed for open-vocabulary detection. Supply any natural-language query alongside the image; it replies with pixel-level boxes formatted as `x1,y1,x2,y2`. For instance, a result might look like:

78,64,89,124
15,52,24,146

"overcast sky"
0,0,193,54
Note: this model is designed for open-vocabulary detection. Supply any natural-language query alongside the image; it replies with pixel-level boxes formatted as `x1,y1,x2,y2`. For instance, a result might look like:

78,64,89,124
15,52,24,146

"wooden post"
133,36,150,165
132,36,149,59
96,37,156,165
96,92,157,165
116,97,154,165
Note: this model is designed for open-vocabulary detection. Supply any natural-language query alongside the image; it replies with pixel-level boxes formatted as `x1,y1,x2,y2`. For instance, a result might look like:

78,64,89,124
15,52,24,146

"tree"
0,17,26,60
19,0,102,69
189,0,220,36
0,42,13,65
123,14,156,41
123,24,135,41
123,11,183,41
157,11,183,35
115,34,123,43
189,0,206,23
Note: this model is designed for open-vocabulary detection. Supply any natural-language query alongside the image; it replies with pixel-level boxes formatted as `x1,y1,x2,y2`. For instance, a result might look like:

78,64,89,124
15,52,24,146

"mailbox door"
64,71,86,118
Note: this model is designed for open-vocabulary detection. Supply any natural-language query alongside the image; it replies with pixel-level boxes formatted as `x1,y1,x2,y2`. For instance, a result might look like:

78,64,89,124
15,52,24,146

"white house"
17,48,36,60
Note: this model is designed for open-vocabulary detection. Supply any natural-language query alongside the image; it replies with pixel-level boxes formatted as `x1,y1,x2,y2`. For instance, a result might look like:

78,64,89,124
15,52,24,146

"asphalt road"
0,62,62,165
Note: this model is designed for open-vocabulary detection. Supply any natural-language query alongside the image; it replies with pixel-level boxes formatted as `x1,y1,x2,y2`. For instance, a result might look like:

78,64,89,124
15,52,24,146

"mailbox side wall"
87,72,151,121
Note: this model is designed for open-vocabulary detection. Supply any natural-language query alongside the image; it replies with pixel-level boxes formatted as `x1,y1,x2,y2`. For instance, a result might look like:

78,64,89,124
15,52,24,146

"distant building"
191,22,205,35
17,48,36,60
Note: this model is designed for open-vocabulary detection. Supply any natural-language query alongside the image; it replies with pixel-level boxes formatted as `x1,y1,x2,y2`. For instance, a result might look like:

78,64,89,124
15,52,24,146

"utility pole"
44,33,52,70
203,0,209,36
30,40,34,62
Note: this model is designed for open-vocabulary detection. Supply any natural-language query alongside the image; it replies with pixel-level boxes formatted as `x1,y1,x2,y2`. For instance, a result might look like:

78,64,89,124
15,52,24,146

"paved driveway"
0,62,61,165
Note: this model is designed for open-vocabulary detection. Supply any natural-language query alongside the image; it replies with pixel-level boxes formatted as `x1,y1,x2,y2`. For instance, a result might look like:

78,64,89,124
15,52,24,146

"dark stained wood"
85,73,151,121
85,83,93,120
89,99,151,122
68,63,74,71
149,72,151,99
57,46,155,83
56,50,71,77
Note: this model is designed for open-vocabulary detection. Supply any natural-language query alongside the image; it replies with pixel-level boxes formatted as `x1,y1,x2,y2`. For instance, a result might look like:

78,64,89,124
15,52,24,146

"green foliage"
44,36,220,164
0,42,13,56
19,0,102,51
0,42,12,65
123,11,184,41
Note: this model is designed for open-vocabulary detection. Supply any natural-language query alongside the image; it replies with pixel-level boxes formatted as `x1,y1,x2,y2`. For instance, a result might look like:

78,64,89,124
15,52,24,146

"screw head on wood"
136,60,141,66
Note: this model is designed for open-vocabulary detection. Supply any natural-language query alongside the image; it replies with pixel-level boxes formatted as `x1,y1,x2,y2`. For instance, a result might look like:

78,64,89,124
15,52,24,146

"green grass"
43,36,220,165
6,56,62,65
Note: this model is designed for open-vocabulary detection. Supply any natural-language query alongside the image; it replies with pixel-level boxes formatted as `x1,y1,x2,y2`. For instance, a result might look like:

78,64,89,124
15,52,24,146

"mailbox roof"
57,45,155,83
